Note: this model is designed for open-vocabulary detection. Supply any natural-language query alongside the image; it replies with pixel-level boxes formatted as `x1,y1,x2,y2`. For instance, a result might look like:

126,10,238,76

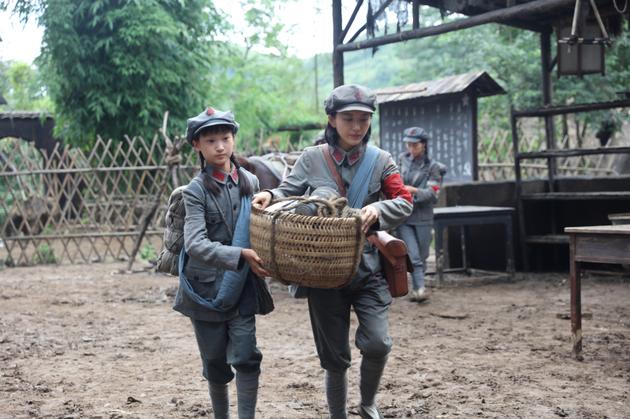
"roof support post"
541,30,558,191
333,0,344,87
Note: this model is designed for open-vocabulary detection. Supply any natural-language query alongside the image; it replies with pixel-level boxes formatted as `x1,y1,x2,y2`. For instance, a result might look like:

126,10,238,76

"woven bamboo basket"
250,198,364,288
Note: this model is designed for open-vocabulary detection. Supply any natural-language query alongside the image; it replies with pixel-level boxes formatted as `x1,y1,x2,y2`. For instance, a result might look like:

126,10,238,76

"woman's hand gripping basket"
250,197,364,288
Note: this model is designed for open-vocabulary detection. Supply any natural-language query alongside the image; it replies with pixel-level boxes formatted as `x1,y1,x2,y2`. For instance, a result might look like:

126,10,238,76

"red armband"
382,173,412,203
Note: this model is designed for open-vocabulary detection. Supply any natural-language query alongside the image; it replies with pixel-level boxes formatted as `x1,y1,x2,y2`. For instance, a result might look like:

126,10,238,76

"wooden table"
564,225,630,357
433,206,515,283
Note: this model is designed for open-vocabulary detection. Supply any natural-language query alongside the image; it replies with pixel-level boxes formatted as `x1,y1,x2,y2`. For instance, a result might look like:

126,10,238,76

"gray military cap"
186,107,240,143
402,127,430,143
324,84,377,115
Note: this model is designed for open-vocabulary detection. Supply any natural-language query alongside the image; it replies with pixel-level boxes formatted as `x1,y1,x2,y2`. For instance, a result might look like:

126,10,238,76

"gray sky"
0,11,43,63
0,1,392,63
0,1,343,63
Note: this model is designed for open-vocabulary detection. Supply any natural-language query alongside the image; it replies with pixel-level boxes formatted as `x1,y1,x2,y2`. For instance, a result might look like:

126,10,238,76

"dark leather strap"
321,144,347,197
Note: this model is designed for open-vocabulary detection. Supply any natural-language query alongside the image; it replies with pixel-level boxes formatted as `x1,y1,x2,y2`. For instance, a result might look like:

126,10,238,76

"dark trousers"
396,222,432,290
191,315,262,384
307,273,392,372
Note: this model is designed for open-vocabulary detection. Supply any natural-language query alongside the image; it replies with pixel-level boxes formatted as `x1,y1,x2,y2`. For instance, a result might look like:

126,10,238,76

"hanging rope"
613,0,628,14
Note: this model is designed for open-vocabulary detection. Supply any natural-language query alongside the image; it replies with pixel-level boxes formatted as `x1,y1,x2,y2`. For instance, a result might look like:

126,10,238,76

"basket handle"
268,196,348,218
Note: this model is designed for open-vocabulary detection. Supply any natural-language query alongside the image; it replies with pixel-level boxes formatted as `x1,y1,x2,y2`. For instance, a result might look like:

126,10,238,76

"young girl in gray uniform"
396,127,446,302
174,107,271,419
253,85,413,419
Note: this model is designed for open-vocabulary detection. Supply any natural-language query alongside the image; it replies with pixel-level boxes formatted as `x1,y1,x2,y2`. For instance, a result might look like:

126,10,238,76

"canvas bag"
156,186,187,276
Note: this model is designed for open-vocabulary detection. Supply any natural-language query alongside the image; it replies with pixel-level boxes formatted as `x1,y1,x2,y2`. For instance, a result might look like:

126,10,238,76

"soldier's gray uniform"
395,126,445,294
175,167,263,385
269,143,412,371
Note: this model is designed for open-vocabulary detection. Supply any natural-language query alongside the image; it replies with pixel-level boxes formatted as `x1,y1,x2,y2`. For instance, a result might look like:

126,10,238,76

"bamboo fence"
0,135,197,266
0,121,622,265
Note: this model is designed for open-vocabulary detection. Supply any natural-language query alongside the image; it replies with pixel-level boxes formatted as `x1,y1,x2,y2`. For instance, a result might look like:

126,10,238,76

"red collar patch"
347,147,363,166
331,147,344,165
331,145,365,166
210,166,239,185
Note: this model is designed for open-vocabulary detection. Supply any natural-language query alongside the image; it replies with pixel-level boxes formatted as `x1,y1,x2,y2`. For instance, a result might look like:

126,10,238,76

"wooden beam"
346,0,395,44
518,146,630,159
512,98,630,117
340,0,363,44
337,0,575,52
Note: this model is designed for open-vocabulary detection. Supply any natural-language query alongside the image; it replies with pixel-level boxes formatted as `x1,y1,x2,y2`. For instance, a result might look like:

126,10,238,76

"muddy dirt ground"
1,262,629,419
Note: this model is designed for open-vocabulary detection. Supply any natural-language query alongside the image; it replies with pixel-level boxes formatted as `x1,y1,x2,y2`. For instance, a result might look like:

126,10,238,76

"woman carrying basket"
252,84,412,419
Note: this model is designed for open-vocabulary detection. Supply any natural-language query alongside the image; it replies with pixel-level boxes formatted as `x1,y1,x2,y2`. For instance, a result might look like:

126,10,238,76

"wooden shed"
375,71,504,182
0,112,59,155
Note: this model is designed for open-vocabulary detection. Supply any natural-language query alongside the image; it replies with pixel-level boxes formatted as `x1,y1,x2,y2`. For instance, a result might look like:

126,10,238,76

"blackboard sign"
378,94,476,183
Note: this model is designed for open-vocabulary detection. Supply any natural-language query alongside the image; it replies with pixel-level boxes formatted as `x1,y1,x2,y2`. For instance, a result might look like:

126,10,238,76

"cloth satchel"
175,184,274,316
321,145,412,297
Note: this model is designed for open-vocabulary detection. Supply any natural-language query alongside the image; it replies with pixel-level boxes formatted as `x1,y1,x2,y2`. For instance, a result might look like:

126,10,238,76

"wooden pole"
541,30,557,191
412,0,420,30
125,112,184,272
332,0,344,87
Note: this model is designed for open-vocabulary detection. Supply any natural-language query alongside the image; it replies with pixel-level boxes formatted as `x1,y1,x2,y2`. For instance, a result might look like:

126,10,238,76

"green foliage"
139,243,157,262
204,43,321,152
236,0,288,57
0,60,53,111
0,0,45,22
33,243,56,264
32,0,224,148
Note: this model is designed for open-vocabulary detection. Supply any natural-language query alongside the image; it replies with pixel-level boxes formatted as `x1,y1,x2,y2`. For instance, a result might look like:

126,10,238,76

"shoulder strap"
321,144,346,197
346,145,379,208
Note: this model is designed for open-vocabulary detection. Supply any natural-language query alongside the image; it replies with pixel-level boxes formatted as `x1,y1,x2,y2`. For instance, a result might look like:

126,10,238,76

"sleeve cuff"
223,245,244,271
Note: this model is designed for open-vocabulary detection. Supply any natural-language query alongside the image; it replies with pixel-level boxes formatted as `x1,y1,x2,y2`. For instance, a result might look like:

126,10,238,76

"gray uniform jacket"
176,167,260,322
398,152,443,225
269,144,413,283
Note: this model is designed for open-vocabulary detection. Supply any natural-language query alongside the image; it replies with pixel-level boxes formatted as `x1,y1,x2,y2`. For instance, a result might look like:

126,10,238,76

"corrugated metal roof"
0,112,53,120
375,71,505,104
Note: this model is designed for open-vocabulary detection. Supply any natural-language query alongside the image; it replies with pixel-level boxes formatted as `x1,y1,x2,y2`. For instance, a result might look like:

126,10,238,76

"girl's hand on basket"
360,205,380,233
242,249,271,278
252,191,272,210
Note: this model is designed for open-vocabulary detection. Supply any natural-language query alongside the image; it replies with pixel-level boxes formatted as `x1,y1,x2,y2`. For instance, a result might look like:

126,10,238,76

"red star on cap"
354,89,363,101
206,107,215,115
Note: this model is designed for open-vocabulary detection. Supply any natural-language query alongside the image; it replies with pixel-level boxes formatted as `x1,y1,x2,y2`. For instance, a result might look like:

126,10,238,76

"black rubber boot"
209,381,230,419
236,370,259,419
358,355,387,419
325,369,348,419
